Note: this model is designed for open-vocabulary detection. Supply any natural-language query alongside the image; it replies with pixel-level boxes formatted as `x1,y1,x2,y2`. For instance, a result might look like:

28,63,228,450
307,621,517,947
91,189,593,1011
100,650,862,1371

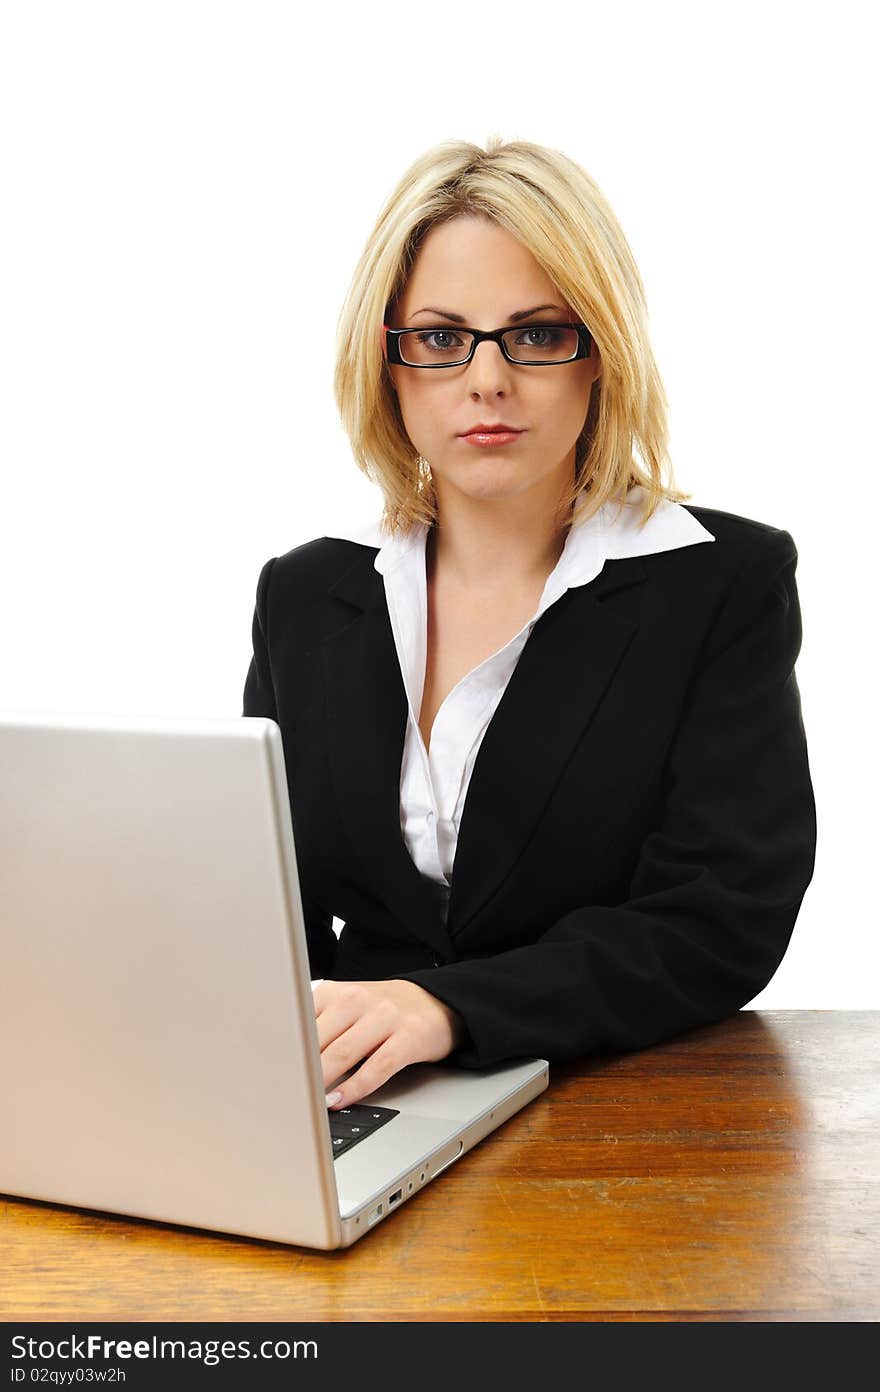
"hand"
312,979,465,1108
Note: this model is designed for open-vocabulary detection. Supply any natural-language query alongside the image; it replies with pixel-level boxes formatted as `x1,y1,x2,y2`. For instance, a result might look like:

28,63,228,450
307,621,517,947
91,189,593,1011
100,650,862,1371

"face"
387,214,601,518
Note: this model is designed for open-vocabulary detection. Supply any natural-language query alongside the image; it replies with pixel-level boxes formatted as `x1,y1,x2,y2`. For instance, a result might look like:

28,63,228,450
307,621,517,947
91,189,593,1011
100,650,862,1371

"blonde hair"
333,136,691,535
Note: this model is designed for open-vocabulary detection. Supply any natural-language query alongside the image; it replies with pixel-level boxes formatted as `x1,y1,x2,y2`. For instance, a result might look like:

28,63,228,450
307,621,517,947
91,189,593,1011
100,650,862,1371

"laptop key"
327,1103,400,1161
328,1121,368,1141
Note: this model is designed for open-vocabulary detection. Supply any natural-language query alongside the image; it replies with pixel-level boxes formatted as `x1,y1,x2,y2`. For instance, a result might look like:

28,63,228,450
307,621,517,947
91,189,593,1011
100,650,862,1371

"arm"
242,555,338,979
398,529,817,1069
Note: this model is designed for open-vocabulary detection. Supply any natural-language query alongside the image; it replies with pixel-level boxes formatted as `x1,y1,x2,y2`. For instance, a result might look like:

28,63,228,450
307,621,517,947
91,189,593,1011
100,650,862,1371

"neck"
427,488,572,595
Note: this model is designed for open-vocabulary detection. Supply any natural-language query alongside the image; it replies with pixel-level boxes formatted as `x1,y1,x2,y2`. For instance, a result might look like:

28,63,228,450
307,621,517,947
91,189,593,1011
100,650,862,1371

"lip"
460,429,524,448
459,423,523,436
458,423,526,449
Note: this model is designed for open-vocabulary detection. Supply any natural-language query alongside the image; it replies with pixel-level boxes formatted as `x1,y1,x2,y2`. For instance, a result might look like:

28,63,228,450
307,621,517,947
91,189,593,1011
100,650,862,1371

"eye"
414,330,465,352
515,326,561,347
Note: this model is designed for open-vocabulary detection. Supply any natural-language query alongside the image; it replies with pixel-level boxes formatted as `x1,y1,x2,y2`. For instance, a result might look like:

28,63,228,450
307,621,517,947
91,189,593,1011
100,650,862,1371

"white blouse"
330,486,715,923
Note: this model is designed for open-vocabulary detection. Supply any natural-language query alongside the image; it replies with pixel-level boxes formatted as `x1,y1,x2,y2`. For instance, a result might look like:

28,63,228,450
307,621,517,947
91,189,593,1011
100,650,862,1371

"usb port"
389,1188,403,1205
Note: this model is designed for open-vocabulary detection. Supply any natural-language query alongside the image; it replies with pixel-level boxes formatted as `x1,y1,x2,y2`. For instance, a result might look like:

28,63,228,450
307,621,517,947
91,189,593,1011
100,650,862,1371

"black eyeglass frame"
382,321,593,368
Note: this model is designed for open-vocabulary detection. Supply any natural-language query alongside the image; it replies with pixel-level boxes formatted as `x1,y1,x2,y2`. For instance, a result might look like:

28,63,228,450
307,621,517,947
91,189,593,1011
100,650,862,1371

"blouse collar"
328,485,715,598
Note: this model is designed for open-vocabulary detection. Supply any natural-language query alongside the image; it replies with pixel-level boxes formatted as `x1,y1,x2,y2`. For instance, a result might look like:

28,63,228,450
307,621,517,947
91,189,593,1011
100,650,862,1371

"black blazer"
243,505,816,1070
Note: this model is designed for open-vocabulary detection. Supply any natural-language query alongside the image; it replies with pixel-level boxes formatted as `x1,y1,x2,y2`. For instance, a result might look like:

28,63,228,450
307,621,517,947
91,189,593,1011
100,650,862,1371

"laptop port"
389,1188,402,1205
367,1202,383,1227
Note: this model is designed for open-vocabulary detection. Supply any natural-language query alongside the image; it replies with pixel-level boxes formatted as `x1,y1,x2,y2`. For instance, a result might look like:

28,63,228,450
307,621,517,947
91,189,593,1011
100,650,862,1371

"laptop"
0,712,548,1249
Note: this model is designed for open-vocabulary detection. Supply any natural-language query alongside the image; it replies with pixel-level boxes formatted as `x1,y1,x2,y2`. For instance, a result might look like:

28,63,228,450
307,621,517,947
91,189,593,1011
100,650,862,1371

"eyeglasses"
382,321,592,368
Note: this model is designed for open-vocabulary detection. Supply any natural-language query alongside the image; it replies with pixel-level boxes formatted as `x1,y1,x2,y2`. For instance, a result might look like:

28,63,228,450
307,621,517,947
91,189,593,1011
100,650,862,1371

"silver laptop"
0,712,548,1249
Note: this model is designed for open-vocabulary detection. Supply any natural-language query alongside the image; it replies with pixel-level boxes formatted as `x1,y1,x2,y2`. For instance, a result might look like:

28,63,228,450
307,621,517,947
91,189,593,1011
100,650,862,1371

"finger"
314,983,372,1051
320,1006,395,1095
328,1035,407,1109
310,979,335,1015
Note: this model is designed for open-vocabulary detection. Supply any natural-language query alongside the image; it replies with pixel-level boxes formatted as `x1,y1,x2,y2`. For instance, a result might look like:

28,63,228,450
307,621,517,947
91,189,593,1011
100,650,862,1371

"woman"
243,137,816,1112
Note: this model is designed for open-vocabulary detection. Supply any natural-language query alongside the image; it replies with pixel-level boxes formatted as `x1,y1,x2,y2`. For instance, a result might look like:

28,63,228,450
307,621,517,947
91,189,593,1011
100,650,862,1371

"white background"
1,1,876,1005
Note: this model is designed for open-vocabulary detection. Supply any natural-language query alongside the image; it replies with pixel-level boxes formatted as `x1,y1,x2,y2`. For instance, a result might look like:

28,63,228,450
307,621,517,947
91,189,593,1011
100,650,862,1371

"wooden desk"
1,1010,877,1322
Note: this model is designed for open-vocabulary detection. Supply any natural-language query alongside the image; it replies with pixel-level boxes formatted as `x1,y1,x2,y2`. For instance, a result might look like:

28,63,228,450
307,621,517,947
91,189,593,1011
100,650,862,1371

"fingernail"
325,1090,343,1107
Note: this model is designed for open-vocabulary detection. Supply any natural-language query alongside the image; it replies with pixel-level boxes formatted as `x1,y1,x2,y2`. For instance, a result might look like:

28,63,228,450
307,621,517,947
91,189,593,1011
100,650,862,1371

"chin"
445,456,524,480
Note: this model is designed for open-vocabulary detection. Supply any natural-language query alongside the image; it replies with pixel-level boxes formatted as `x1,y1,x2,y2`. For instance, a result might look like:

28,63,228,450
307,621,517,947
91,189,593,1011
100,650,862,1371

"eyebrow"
409,303,567,324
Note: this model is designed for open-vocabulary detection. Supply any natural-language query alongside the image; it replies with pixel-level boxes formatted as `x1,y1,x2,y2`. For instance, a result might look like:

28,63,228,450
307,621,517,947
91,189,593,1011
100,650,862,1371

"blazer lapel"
321,549,455,962
445,556,647,939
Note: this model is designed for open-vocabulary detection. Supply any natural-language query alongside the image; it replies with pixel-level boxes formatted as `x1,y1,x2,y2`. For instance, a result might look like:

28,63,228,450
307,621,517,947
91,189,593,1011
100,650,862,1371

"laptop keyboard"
328,1103,399,1160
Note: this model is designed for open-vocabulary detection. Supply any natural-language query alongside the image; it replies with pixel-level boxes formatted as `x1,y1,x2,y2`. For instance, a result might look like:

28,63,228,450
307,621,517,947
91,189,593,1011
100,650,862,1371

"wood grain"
2,1010,877,1322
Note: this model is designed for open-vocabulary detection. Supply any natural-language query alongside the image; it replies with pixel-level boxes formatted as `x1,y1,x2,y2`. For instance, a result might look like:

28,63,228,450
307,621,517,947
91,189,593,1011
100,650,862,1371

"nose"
465,338,513,394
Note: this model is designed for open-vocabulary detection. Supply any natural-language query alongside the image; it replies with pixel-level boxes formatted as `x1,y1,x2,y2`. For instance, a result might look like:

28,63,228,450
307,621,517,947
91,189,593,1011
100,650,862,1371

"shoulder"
265,535,379,594
639,503,799,599
681,503,796,563
616,503,802,657
251,536,380,645
670,506,802,661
